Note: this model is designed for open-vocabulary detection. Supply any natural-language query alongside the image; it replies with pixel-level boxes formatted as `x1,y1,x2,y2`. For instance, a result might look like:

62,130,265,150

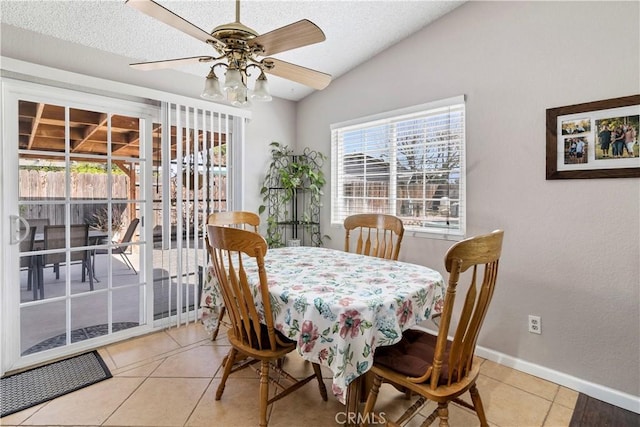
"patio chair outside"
19,226,37,300
27,218,49,250
27,218,50,234
38,224,94,299
94,218,139,274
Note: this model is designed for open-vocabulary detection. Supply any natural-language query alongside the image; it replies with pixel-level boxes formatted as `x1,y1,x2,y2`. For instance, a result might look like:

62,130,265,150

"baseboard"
412,325,640,414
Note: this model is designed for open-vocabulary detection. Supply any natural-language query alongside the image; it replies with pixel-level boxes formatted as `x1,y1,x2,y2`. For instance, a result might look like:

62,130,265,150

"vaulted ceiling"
1,1,465,101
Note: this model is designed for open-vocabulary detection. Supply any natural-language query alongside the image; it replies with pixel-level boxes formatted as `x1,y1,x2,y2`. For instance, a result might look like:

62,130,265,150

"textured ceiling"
0,0,465,101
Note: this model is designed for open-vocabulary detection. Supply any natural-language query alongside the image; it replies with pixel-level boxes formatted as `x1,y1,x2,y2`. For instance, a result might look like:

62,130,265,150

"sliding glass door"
2,80,156,372
2,79,243,375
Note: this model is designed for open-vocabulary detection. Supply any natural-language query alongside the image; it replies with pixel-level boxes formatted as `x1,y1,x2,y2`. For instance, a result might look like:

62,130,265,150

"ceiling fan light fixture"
251,72,272,102
201,68,225,100
229,85,250,107
127,0,332,103
223,68,243,91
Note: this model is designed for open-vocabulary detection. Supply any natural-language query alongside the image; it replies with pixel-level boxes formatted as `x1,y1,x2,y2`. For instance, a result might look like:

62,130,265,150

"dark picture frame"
546,95,640,179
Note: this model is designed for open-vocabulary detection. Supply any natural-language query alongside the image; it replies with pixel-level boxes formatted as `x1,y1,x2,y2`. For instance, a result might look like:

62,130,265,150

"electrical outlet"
528,315,541,334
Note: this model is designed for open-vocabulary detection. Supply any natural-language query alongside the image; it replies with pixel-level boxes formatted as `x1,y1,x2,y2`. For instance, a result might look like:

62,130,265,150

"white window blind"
331,95,465,238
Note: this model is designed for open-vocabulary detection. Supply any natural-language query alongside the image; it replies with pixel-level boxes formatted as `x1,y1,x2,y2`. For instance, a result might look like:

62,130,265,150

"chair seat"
248,320,296,349
370,357,481,402
227,326,296,360
371,330,481,403
374,329,452,384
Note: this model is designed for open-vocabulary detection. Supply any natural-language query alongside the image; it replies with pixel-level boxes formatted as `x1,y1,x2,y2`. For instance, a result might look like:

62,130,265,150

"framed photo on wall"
546,95,640,179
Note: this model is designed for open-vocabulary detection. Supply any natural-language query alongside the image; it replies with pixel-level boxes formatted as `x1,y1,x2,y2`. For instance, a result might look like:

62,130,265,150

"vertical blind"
160,102,233,328
331,95,466,237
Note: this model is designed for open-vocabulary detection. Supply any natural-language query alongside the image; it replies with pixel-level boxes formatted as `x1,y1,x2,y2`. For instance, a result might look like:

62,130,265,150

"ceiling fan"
126,0,332,105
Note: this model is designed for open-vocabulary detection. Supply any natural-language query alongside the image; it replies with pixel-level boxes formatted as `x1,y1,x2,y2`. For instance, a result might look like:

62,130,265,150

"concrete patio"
18,243,204,356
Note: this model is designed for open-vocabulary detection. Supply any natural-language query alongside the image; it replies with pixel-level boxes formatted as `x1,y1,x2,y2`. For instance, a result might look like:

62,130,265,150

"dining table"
200,245,445,421
33,229,109,246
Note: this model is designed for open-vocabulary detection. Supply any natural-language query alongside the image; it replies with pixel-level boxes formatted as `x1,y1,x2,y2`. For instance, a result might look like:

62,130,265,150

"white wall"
297,1,640,400
243,98,297,222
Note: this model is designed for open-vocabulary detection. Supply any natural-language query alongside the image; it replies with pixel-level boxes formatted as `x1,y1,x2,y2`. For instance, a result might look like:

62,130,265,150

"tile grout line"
99,328,214,427
100,374,153,427
182,377,216,427
540,385,563,427
108,338,222,375
479,372,564,406
99,347,118,373
539,394,554,427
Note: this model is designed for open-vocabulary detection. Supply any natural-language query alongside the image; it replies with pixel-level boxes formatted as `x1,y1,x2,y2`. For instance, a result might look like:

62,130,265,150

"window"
331,95,465,238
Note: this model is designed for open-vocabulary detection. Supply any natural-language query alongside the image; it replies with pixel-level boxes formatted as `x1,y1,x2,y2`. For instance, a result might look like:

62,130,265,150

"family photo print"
546,95,640,179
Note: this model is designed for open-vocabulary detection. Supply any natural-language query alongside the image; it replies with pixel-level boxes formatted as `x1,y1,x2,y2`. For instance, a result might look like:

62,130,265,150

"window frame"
330,95,466,241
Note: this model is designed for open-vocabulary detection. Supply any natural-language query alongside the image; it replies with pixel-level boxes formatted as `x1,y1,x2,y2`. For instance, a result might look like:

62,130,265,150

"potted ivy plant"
258,142,327,247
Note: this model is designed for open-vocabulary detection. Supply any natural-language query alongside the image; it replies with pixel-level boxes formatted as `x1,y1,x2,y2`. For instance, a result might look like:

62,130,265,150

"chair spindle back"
344,213,405,260
207,211,260,232
430,229,504,389
206,225,280,352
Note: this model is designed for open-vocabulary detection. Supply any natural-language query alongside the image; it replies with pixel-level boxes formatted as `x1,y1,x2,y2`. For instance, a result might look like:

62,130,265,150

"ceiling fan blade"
126,0,222,45
130,56,214,71
263,58,331,90
250,19,325,56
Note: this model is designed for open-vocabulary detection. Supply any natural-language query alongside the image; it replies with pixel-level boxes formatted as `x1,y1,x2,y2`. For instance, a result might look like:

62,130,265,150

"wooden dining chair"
361,229,504,427
344,213,405,260
206,211,260,340
206,225,327,427
207,210,260,232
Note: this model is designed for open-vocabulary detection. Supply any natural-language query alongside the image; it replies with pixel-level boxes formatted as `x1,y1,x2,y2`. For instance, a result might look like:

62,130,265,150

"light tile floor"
1,323,578,426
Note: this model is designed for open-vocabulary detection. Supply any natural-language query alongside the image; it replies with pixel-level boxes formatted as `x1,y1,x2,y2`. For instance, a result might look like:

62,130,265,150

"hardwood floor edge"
569,393,640,427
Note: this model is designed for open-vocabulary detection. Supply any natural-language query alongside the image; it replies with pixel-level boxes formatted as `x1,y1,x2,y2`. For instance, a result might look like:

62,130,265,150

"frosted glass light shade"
251,74,272,102
224,68,242,90
201,74,224,100
229,86,249,107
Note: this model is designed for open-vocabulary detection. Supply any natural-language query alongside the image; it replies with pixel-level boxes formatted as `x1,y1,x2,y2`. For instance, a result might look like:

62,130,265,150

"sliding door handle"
9,215,30,245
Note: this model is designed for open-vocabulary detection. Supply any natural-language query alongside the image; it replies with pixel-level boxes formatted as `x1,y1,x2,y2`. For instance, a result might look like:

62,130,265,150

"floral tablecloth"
200,246,445,404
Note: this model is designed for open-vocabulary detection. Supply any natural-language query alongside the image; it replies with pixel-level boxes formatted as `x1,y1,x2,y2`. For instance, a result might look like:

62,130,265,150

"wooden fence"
343,181,459,218
19,170,228,235
19,170,130,226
